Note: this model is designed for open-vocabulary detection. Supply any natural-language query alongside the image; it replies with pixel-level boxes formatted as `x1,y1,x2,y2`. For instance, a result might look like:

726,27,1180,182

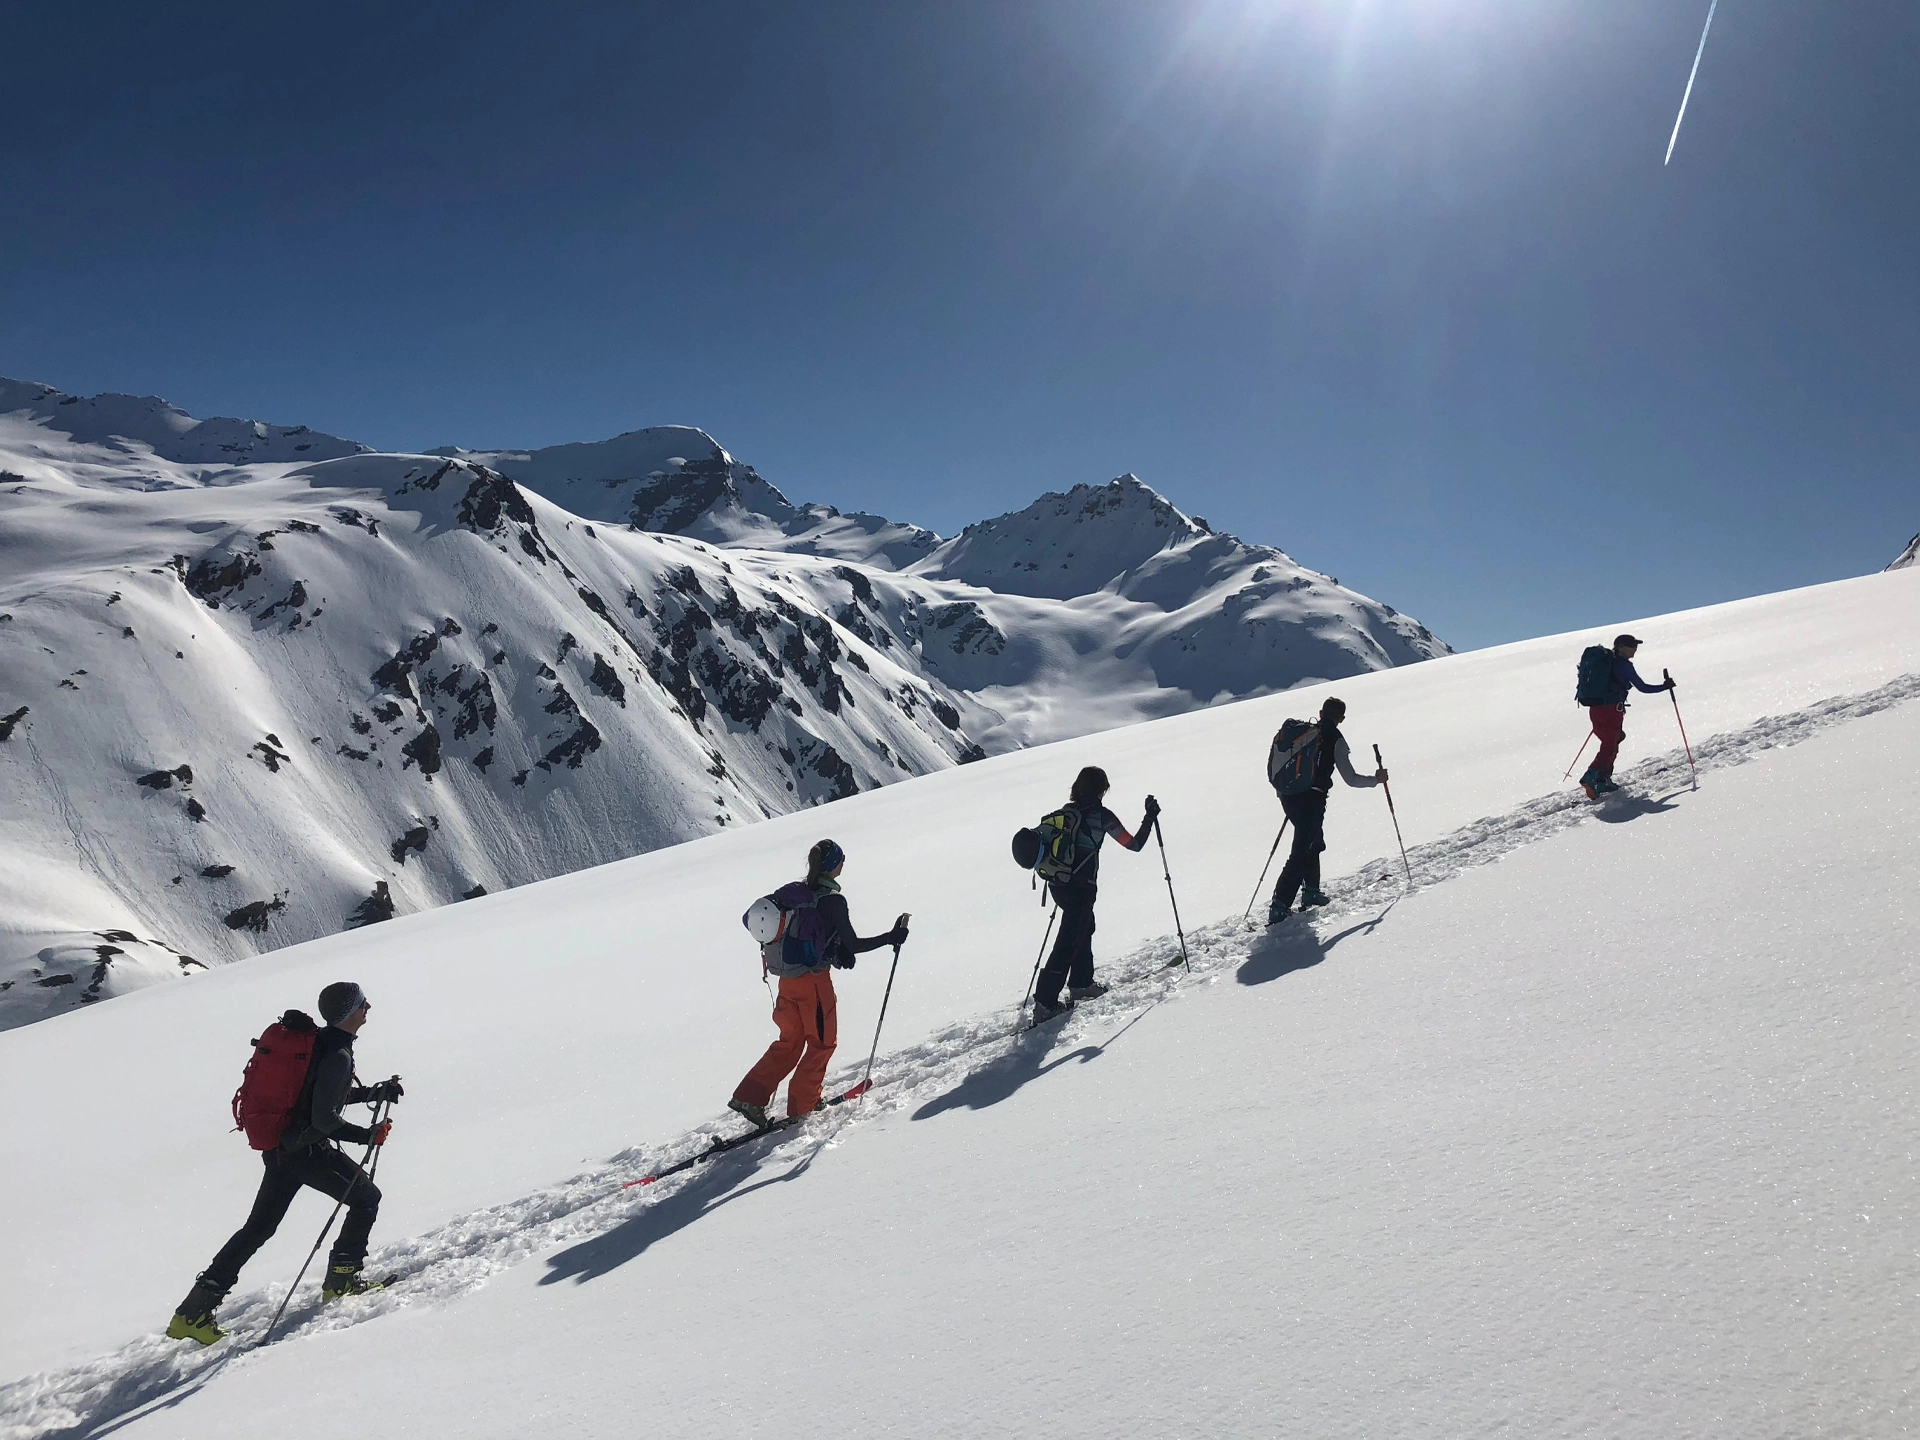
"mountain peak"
430,426,792,530
0,378,366,467
910,475,1226,601
445,428,941,569
1888,532,1918,571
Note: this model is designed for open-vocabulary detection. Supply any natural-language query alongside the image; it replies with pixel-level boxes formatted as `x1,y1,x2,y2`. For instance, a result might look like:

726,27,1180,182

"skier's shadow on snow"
910,1002,1163,1120
539,1143,823,1285
1592,788,1688,823
1236,902,1395,986
52,1353,238,1440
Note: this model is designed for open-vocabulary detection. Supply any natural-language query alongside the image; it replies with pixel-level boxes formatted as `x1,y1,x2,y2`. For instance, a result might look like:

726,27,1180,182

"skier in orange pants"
732,839,907,1124
736,969,838,1120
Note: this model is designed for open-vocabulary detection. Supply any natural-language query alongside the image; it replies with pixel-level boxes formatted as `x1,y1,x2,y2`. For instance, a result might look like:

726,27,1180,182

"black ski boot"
1299,889,1331,909
1067,981,1109,1001
1030,995,1074,1024
320,1263,386,1301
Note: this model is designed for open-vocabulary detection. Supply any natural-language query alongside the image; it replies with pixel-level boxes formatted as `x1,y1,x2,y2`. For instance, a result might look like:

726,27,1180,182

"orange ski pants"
734,969,838,1118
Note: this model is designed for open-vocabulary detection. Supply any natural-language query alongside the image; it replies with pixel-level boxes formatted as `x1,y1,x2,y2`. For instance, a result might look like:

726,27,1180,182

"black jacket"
814,885,897,969
279,1026,375,1152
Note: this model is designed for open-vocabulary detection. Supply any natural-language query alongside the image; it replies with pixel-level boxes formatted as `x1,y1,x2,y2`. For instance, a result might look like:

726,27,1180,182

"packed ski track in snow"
7,670,1915,1440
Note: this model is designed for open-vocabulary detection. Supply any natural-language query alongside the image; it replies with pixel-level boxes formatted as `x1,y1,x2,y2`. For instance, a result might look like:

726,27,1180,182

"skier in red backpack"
166,981,402,1345
729,840,908,1126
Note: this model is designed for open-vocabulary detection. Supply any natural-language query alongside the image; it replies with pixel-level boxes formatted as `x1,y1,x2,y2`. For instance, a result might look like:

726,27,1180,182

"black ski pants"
200,1142,381,1295
1269,789,1328,917
1038,879,1098,1006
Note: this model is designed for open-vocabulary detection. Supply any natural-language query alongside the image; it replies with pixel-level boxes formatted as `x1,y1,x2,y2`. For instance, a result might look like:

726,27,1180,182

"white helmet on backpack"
742,894,785,946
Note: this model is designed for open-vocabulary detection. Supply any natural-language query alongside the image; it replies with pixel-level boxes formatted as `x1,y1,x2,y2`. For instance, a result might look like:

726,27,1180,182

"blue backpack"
1575,645,1614,706
1267,719,1324,798
743,881,828,977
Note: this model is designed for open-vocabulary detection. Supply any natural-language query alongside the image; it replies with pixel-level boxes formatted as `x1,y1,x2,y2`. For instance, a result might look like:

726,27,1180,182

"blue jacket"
1601,656,1667,707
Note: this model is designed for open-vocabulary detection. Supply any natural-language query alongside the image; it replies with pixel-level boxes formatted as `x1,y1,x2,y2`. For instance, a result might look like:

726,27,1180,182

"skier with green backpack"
1012,767,1157,1023
1573,634,1676,799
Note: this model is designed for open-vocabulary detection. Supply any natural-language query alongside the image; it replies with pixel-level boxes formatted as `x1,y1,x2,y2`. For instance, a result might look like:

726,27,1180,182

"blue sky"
3,1,1914,650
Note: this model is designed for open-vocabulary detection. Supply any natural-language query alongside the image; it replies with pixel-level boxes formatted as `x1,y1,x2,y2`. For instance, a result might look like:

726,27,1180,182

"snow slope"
0,438,988,1029
1,566,1914,1439
0,384,1442,1028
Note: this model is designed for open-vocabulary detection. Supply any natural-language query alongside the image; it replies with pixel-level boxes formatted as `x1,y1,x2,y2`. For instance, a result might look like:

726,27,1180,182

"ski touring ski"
625,1080,874,1189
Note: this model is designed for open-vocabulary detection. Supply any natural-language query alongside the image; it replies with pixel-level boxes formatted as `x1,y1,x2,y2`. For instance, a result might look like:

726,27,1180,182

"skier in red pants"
1580,634,1676,798
731,840,907,1125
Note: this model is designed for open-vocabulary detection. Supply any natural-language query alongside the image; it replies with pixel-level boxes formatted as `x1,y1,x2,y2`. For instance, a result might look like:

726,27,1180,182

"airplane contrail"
1665,0,1720,165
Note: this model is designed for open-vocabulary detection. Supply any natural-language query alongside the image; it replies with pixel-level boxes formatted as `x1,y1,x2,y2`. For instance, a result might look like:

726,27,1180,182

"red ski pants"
734,969,838,1118
1589,704,1626,776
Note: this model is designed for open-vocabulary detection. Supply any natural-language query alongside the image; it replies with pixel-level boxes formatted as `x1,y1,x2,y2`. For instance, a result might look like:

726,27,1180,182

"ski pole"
1373,744,1413,888
1241,819,1289,922
1561,732,1594,781
260,1095,391,1346
856,917,909,1098
1664,670,1697,786
1020,905,1058,1020
1152,815,1191,971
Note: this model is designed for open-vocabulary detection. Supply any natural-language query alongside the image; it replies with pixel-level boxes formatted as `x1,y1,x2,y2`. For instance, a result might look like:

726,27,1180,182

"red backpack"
231,1010,319,1149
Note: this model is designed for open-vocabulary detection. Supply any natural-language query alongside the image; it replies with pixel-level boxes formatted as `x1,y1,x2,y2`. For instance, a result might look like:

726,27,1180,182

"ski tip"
839,1079,874,1100
624,1176,657,1189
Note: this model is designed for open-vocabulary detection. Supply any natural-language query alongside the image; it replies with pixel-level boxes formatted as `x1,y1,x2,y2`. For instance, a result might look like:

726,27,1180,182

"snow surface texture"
1,566,1915,1438
1889,531,1919,570
0,382,1443,1029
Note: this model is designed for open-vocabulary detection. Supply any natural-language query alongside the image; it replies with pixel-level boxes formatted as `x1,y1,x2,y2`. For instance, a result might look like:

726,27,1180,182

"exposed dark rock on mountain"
0,380,1446,1027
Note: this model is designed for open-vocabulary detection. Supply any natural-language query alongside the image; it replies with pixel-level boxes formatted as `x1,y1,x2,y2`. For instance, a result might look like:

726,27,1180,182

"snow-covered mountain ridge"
0,380,1444,1028
1889,531,1918,570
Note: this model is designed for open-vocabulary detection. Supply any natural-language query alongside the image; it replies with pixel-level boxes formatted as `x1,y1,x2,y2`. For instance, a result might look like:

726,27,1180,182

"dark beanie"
318,981,367,1025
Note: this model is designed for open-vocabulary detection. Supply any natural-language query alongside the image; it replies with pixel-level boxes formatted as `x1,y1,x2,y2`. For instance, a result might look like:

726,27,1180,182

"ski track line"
6,672,1917,1440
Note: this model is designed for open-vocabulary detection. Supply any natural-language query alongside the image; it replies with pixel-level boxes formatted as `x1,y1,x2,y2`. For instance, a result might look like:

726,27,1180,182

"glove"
371,1120,393,1147
885,925,909,948
370,1078,404,1104
831,953,856,969
1142,794,1161,818
1665,678,1677,691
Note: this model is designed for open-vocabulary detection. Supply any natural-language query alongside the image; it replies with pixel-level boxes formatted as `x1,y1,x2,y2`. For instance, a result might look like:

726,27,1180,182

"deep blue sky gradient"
3,1,1916,649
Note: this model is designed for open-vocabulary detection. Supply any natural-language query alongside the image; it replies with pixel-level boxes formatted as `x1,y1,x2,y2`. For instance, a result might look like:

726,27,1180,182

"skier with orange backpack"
166,981,402,1345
